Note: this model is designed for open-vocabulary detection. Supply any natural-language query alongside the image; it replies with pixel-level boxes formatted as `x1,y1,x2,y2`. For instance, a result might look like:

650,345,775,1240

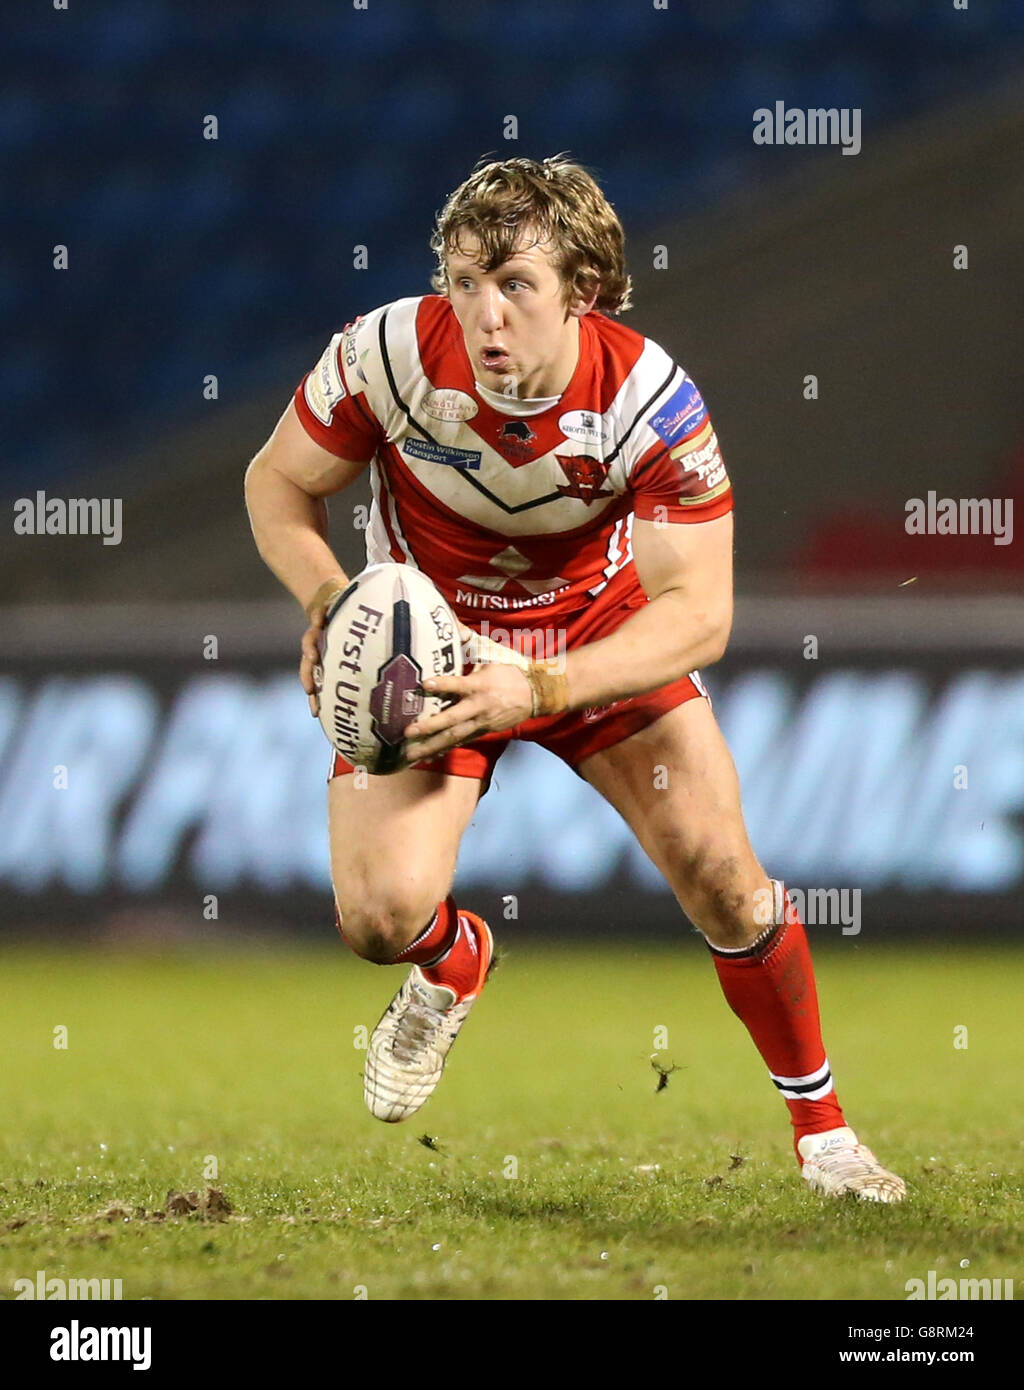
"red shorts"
328,570,708,790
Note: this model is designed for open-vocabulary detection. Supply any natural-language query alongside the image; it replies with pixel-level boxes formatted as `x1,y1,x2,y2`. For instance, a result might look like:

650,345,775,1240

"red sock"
332,895,484,999
419,912,486,1001
397,896,484,1001
709,886,846,1159
392,896,460,967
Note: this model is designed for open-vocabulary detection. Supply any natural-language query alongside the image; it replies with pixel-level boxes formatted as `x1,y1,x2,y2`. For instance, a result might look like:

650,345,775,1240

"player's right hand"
300,577,348,716
300,613,326,716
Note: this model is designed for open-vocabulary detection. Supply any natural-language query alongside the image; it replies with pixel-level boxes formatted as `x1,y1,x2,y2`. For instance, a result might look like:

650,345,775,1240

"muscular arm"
244,399,369,613
562,511,733,708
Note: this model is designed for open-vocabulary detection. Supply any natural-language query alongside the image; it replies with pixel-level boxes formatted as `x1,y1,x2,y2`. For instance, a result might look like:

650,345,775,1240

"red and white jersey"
293,295,732,624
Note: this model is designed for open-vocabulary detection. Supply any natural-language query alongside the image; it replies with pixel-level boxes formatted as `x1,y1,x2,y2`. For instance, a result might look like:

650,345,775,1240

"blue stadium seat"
4,0,1024,486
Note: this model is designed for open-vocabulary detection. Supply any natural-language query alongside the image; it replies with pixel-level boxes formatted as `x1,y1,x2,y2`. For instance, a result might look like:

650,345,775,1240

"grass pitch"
1,938,1022,1301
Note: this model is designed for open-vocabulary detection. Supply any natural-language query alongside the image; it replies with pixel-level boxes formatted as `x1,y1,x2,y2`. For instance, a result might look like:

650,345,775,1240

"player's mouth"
479,346,510,372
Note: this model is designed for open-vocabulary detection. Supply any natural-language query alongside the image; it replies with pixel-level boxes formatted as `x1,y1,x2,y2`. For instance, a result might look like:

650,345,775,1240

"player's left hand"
404,661,534,762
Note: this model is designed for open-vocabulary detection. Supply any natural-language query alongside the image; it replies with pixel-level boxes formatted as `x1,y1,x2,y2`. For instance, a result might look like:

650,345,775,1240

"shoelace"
390,999,445,1065
816,1145,901,1191
817,1146,877,1178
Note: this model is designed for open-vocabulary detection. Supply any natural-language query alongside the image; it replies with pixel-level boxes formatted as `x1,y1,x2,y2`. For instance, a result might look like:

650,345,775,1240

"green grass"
1,939,1022,1300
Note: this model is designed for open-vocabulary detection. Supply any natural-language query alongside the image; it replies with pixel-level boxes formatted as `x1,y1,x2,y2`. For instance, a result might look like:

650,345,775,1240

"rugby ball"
314,563,462,774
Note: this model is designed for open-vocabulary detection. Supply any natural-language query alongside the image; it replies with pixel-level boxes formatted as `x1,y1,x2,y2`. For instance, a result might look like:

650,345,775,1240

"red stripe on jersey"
416,297,646,416
416,296,468,383
633,485,733,525
579,312,650,414
413,298,646,467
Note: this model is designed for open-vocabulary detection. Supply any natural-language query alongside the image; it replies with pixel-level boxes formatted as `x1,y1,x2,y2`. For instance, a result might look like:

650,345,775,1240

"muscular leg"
328,767,482,962
579,696,768,948
333,765,495,1125
579,696,848,1153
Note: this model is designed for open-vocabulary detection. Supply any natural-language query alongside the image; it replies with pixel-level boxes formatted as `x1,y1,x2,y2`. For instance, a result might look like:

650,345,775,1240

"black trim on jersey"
379,309,434,446
604,362,681,465
456,467,565,515
352,391,381,438
377,307,567,516
620,362,724,493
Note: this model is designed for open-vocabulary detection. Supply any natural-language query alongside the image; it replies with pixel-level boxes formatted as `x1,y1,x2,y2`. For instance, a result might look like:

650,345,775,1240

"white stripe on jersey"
587,512,634,598
605,345,686,483
366,459,419,569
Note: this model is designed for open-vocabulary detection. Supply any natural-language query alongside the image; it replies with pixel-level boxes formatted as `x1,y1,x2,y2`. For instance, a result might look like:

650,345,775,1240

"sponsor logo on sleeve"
667,421,729,496
422,387,479,422
339,317,371,384
671,428,722,476
402,437,482,470
677,474,731,506
669,419,714,459
304,334,347,425
648,378,707,445
342,324,359,369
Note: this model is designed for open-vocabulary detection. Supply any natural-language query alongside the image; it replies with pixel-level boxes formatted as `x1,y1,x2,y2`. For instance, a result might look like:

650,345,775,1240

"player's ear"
566,268,600,318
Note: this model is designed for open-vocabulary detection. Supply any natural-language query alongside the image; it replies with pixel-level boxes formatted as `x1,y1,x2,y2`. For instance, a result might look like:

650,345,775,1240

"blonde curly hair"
430,154,632,315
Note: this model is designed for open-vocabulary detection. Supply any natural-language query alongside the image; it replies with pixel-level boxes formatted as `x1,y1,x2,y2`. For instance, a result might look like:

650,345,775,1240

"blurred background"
2,0,1023,941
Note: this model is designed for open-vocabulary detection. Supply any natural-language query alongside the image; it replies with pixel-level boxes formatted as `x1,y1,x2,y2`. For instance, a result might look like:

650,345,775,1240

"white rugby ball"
315,563,462,774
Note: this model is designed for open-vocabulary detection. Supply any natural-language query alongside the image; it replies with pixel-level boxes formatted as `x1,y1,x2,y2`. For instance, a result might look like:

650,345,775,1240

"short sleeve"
630,377,733,523
293,323,384,461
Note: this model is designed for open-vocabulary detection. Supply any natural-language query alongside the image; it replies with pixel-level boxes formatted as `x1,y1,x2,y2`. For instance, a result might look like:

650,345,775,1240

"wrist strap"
524,663,570,718
305,576,347,621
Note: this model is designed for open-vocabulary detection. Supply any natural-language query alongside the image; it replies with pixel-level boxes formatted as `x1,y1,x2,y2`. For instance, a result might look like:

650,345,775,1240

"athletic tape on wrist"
306,576,347,621
524,663,570,718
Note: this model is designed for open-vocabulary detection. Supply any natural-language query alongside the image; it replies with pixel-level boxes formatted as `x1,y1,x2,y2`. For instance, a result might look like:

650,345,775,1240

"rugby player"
245,155,904,1202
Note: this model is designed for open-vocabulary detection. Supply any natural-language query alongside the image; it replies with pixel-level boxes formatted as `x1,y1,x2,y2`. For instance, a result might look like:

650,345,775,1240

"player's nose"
478,284,505,331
